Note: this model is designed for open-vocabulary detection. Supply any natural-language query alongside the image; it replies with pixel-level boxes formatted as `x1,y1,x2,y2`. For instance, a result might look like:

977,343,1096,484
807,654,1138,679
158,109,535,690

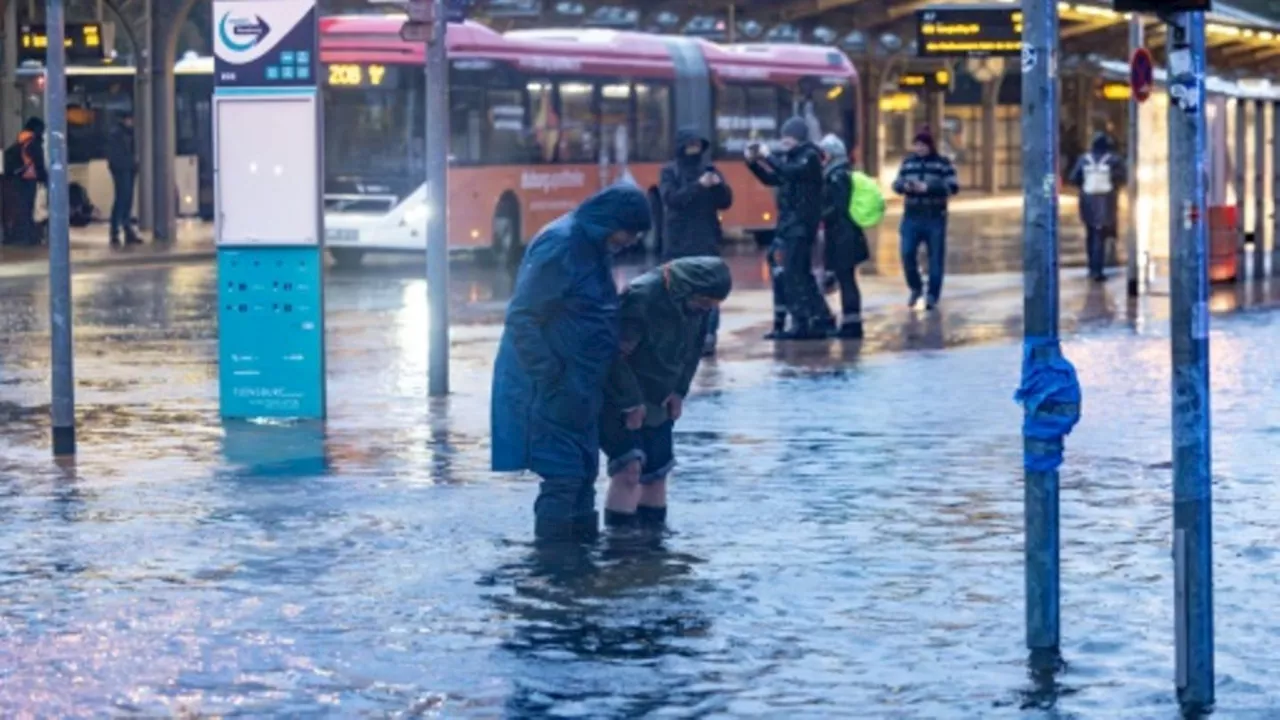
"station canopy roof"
457,0,1280,77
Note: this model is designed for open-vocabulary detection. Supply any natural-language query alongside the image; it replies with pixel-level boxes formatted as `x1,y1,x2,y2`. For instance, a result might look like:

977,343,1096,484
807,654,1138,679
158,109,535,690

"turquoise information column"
213,0,326,419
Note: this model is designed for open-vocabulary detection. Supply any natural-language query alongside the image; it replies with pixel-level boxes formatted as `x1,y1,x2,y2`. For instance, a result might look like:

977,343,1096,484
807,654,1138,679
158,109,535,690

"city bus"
319,16,860,267
14,54,214,221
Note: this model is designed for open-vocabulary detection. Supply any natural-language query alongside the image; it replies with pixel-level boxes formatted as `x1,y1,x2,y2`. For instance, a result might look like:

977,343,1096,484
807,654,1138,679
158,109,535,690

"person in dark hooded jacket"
599,256,733,529
3,117,47,247
661,128,733,356
745,117,834,339
818,134,870,339
1068,132,1127,281
491,184,652,542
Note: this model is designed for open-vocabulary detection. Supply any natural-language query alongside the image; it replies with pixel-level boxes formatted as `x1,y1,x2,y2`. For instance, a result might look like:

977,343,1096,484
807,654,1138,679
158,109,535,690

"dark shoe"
1090,272,1106,283
109,236,121,248
926,297,939,311
125,234,144,246
837,322,864,340
908,291,923,309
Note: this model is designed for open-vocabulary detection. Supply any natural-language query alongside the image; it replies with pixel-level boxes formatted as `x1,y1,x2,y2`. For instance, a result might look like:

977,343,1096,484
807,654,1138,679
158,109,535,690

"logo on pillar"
219,13,272,52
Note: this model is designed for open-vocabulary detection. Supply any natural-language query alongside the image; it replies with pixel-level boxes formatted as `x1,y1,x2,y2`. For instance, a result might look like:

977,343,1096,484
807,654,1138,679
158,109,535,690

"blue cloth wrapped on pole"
1014,338,1083,472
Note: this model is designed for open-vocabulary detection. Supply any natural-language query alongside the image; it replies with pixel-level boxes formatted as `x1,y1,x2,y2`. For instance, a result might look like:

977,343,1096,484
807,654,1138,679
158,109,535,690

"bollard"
425,0,450,397
47,0,77,456
1162,10,1214,713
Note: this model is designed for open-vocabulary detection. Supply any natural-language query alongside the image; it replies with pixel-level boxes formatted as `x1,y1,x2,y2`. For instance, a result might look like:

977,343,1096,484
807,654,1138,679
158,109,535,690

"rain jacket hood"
570,183,652,249
664,255,733,302
675,127,710,164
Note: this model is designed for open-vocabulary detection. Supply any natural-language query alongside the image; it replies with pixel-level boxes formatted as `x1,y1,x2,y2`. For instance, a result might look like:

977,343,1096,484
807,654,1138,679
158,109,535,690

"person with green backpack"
819,134,880,339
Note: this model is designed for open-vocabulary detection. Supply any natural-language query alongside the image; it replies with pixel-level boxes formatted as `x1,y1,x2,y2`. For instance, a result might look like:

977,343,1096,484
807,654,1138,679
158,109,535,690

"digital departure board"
1112,0,1210,11
898,70,952,92
325,63,398,89
19,23,105,63
916,7,1022,58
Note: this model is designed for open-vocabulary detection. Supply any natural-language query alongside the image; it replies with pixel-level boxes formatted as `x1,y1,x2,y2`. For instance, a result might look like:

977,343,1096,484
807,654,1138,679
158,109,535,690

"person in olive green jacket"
600,256,733,529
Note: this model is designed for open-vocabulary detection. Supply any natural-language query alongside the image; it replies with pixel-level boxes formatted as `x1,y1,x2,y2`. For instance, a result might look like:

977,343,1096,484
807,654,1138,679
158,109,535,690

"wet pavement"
3,248,1280,717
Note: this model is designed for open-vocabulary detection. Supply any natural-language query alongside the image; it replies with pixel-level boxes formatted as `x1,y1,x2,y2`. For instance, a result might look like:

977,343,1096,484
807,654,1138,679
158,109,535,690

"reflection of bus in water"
16,54,214,221
320,16,860,267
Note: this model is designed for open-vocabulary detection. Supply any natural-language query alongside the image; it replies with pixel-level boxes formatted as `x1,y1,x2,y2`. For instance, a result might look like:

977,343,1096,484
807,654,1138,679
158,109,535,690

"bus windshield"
324,83,425,189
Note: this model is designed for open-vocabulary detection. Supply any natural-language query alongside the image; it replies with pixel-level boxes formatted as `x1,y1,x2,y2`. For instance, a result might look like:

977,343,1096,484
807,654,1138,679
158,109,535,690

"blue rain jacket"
491,185,652,480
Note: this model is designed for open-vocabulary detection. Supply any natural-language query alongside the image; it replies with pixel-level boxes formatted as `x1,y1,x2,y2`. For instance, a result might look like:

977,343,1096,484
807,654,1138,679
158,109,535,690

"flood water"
2,261,1280,717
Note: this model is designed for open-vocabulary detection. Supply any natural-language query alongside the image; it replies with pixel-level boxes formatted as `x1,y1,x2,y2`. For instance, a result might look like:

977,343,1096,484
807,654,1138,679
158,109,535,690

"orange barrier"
1208,206,1238,283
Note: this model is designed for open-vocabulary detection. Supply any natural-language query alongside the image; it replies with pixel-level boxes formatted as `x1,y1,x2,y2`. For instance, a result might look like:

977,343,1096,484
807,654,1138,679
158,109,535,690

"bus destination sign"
325,63,398,89
19,23,105,63
916,7,1022,58
898,70,952,93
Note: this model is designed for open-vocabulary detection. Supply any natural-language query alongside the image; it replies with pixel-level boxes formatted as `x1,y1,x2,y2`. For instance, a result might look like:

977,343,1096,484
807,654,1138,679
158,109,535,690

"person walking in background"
818,134,870,339
660,127,733,356
491,184,652,543
746,117,834,340
107,111,142,247
892,127,959,310
3,117,47,247
1068,132,1127,282
599,257,732,531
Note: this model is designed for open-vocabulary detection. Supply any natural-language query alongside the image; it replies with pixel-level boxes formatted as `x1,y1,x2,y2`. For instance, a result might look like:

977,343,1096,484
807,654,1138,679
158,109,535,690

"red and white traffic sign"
1130,47,1154,104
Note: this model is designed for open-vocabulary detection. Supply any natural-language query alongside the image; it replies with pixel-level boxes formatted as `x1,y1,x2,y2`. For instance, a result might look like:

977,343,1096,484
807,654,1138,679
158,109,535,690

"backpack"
1081,154,1114,195
847,170,886,229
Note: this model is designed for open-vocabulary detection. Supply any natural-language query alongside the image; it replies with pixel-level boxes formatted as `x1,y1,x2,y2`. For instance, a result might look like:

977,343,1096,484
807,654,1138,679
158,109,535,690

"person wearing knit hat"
744,117,835,339
817,133,870,339
891,126,959,310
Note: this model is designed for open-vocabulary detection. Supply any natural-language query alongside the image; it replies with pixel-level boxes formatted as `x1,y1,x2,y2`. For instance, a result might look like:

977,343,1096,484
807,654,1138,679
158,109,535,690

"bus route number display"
325,63,396,88
916,7,1022,58
19,23,105,62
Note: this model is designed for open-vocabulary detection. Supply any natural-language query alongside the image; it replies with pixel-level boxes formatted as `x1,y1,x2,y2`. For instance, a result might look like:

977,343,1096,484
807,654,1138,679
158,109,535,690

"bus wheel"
330,248,365,268
491,196,523,269
641,189,663,256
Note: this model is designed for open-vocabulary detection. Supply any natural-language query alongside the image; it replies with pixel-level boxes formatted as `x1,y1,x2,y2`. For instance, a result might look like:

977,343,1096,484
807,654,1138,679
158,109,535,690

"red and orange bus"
319,16,860,267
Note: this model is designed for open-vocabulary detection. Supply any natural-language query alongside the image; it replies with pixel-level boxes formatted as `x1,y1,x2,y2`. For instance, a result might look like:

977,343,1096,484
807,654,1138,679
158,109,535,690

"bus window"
599,82,630,165
715,83,781,159
633,82,671,162
324,72,424,182
557,81,596,164
486,87,529,165
529,80,558,163
450,85,485,165
808,83,853,148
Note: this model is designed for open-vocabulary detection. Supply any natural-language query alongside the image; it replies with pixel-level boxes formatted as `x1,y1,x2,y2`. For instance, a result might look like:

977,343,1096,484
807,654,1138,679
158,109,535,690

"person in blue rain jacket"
491,184,653,542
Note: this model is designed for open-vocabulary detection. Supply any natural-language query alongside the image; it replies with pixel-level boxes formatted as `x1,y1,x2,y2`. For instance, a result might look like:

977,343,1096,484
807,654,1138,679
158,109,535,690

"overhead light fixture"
765,23,800,43
879,32,903,53
841,30,868,53
554,1,585,16
812,26,837,45
738,20,763,39
654,11,680,28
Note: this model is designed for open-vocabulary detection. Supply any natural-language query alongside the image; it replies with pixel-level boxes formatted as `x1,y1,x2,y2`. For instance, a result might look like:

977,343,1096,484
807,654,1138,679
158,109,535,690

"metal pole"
1020,0,1060,659
1253,100,1266,280
426,1,450,396
1272,101,1280,277
46,0,76,456
1164,10,1213,713
1126,17,1143,297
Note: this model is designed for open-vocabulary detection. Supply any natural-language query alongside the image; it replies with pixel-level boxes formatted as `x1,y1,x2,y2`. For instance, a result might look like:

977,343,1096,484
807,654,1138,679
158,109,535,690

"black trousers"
772,230,832,329
10,180,38,246
111,170,135,238
834,268,862,323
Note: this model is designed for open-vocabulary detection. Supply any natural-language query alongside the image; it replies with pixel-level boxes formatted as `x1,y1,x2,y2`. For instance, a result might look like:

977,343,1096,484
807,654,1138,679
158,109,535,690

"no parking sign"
1130,47,1154,103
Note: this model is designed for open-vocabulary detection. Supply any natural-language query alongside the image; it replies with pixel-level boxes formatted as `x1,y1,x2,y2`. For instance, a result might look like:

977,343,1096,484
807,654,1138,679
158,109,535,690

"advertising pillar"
213,0,326,420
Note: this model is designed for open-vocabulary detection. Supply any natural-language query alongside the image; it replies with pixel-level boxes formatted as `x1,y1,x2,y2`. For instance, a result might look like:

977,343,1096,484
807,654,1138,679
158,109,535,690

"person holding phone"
892,128,959,310
659,127,733,356
745,118,833,340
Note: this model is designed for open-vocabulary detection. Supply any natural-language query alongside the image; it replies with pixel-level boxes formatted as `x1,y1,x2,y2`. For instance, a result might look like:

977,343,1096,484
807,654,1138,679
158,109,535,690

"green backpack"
847,170,886,229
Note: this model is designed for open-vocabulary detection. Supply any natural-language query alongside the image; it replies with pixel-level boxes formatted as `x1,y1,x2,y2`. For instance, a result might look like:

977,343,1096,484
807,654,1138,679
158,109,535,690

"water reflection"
484,538,711,718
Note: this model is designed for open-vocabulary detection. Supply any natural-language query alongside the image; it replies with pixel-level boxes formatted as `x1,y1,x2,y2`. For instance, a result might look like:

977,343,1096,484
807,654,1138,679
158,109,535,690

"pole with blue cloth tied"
1017,0,1083,669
